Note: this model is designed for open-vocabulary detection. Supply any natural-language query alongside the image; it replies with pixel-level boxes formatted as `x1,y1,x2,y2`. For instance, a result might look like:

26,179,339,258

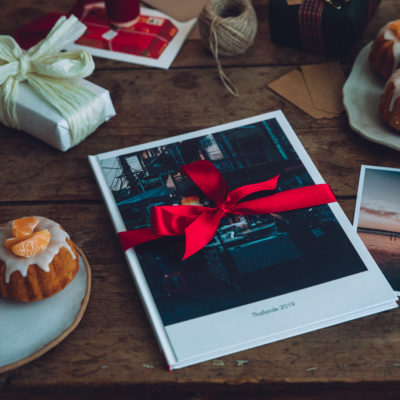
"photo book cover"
98,117,369,326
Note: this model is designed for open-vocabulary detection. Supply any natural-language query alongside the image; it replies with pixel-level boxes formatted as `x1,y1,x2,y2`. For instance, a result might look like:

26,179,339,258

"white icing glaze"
385,69,400,112
381,21,400,74
0,216,76,283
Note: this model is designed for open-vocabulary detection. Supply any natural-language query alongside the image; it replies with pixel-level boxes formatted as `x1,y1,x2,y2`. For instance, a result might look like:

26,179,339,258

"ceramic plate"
0,247,91,373
343,43,400,151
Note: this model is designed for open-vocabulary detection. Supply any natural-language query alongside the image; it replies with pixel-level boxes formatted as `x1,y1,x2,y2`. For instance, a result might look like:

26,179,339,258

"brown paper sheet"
142,0,208,22
142,0,207,40
268,70,331,119
286,0,303,5
268,62,345,119
301,63,346,115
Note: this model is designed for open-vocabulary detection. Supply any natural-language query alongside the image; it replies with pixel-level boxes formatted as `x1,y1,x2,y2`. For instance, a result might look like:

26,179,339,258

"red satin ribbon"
118,160,336,260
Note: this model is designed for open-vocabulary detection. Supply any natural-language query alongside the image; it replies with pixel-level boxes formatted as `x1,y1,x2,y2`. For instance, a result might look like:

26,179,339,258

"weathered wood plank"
2,385,400,400
1,201,400,389
0,0,398,70
1,0,400,398
0,66,399,202
0,1,328,69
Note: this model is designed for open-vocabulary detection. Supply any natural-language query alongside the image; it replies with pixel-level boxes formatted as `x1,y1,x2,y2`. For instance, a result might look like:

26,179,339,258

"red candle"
104,0,140,28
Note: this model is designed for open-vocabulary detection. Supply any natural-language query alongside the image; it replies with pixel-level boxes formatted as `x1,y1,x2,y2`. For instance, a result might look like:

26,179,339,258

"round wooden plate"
0,247,91,373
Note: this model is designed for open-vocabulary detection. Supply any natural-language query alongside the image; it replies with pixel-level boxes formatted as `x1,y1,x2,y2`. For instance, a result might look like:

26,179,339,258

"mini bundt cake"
0,216,79,302
369,20,400,80
379,69,400,131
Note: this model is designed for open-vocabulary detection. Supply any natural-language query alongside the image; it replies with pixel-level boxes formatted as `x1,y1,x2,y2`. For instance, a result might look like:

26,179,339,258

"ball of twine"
199,0,258,96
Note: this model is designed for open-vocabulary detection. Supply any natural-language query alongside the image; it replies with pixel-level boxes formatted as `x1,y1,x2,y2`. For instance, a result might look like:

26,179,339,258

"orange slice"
11,229,51,258
11,217,39,239
181,196,201,206
391,21,400,39
4,236,32,249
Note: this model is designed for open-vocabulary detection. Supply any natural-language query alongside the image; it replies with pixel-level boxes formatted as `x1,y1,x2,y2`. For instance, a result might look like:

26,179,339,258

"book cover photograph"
89,111,397,369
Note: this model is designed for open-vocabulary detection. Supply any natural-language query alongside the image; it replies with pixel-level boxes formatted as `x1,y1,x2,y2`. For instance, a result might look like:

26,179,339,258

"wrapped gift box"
3,15,116,151
15,79,115,152
269,0,380,57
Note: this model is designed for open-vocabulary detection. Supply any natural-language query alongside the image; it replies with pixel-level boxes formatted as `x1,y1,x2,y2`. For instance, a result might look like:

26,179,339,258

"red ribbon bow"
118,160,336,259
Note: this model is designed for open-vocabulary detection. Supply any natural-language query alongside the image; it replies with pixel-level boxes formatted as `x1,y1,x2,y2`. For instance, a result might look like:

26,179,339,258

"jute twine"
199,0,258,96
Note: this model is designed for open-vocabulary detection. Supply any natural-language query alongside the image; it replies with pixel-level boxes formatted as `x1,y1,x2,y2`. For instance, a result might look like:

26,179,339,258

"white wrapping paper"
15,79,115,151
0,15,116,151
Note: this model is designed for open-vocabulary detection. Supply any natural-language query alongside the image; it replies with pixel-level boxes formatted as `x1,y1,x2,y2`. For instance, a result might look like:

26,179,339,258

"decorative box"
2,15,116,152
269,0,381,57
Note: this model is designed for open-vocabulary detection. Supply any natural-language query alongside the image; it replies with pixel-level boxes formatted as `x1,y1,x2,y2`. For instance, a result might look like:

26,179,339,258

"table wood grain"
1,1,400,399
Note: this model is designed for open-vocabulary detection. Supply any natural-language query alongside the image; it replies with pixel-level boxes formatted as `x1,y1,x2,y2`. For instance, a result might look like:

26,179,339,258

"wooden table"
1,0,400,398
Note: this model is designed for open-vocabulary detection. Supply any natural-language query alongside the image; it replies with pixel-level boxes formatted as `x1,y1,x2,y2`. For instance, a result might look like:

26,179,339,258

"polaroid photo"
354,165,400,295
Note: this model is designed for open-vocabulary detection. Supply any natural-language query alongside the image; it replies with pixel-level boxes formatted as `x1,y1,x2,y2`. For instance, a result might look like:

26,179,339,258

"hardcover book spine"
88,155,178,370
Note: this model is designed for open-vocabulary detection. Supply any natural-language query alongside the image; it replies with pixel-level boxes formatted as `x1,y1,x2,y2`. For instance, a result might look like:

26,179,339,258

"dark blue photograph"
101,118,367,326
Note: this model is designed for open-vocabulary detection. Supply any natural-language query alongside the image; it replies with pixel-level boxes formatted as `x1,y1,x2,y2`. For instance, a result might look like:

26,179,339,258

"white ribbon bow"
0,15,105,147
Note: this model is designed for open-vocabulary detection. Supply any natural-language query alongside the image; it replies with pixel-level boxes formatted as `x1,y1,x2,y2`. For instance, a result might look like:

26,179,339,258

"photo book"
354,165,400,295
89,111,398,369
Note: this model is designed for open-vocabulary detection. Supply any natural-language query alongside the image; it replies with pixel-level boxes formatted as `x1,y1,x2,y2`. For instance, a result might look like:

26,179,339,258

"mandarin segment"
391,21,400,39
11,229,51,258
4,236,29,249
11,217,39,239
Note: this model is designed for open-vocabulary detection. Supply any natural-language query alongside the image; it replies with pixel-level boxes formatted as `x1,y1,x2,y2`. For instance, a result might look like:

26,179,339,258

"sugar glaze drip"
0,216,76,283
384,69,400,112
381,21,400,74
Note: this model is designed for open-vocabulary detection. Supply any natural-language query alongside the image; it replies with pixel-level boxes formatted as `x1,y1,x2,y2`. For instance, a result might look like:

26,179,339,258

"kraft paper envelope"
300,63,346,116
142,0,209,39
268,62,345,119
143,0,208,21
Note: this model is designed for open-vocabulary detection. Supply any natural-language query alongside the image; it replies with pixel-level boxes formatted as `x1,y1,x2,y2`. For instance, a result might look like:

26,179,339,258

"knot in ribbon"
0,15,105,147
118,160,336,260
16,53,31,81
